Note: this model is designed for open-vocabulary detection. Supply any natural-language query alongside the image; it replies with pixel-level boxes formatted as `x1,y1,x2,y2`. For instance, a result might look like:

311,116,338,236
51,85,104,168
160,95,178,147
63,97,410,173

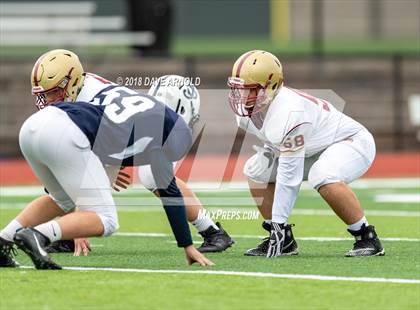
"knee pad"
308,161,341,191
137,165,157,191
98,213,119,237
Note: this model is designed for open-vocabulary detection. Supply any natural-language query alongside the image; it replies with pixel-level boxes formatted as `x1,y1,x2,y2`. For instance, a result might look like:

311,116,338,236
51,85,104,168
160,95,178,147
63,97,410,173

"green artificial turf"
0,183,419,309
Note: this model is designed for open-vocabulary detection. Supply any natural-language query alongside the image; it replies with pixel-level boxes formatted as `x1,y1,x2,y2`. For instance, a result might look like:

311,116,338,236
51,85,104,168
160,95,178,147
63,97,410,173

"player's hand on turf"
184,245,214,266
113,167,131,192
73,238,91,256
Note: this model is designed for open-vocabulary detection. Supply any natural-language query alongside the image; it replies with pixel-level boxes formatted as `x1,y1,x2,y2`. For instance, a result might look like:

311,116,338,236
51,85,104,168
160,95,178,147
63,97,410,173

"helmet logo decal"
183,85,197,100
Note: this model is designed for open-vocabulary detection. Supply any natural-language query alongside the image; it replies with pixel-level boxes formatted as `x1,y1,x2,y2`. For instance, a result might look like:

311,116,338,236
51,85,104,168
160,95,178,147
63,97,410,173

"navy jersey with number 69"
52,85,193,247
54,85,191,167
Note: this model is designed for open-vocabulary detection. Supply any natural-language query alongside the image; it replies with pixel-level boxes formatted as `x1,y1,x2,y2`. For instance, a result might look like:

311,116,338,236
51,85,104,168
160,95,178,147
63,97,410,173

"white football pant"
19,107,118,236
307,129,376,190
246,129,376,189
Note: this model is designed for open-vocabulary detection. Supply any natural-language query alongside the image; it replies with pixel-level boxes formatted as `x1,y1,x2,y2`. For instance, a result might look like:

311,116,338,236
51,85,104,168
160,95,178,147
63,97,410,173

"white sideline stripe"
19,266,420,284
1,178,419,196
293,209,420,217
1,203,418,217
374,193,420,203
114,232,420,242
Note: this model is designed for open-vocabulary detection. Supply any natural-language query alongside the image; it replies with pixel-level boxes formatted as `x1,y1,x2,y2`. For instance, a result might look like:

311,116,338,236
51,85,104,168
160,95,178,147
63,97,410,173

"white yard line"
292,209,420,217
374,193,420,203
18,265,420,284
114,232,420,242
1,178,419,196
1,203,418,217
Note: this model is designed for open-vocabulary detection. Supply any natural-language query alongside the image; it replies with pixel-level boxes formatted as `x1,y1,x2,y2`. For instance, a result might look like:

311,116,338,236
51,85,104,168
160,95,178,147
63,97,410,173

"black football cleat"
45,239,75,253
244,237,269,256
14,228,62,270
245,222,298,256
197,222,234,253
346,224,385,257
282,224,299,255
0,237,19,267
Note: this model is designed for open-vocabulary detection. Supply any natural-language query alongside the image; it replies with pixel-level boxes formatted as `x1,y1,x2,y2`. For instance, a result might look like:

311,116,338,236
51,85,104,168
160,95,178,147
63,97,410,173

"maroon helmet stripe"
32,52,48,86
235,51,256,78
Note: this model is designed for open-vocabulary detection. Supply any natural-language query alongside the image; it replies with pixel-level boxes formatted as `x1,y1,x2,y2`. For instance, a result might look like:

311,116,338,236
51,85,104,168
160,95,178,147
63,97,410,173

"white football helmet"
148,75,200,128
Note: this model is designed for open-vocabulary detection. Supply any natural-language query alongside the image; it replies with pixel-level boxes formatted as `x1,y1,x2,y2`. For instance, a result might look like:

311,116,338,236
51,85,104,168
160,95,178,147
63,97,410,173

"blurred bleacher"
0,0,419,157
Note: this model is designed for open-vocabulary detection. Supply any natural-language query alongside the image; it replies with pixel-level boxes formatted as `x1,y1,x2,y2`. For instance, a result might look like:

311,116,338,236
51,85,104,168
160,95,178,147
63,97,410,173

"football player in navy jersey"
0,50,214,269
45,73,233,256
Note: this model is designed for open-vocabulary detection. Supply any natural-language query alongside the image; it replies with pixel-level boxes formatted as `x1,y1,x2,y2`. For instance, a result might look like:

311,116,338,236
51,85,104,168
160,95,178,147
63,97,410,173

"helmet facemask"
32,77,70,110
188,104,200,128
227,77,272,117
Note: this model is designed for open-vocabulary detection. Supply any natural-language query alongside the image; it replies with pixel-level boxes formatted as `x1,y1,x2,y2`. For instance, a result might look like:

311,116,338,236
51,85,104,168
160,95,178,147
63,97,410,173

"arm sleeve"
149,148,193,247
270,122,312,223
272,154,304,223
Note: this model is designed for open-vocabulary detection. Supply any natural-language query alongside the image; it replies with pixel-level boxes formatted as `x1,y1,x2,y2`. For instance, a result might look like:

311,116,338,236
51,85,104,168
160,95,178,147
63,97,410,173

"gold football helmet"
227,50,283,116
31,49,85,109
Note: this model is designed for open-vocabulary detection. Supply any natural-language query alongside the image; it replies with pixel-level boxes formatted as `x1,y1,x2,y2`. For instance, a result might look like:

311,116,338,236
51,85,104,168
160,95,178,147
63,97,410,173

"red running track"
0,153,418,186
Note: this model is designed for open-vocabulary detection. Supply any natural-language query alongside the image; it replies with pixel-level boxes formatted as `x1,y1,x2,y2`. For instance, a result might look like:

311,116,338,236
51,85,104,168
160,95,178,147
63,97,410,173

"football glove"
243,145,276,183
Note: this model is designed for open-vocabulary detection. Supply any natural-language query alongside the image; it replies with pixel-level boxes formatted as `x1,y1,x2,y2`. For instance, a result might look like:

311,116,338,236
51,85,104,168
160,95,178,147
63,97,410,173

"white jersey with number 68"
238,86,365,156
238,85,371,224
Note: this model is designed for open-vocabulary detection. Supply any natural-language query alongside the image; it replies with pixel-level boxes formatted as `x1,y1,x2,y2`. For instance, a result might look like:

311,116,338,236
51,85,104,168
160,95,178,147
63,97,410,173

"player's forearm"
158,178,193,247
271,182,301,223
150,149,193,247
271,156,304,223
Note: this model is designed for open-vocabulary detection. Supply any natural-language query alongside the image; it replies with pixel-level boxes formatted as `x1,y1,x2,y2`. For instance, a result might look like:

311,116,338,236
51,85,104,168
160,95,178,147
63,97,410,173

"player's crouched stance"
228,50,384,258
1,50,231,264
1,103,212,269
0,85,213,269
139,76,233,253
46,75,234,254
1,105,121,269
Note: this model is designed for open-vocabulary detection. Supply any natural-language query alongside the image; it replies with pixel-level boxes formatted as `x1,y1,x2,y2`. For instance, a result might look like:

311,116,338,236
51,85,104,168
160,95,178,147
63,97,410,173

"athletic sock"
0,219,23,242
348,216,368,231
35,220,62,243
192,211,219,232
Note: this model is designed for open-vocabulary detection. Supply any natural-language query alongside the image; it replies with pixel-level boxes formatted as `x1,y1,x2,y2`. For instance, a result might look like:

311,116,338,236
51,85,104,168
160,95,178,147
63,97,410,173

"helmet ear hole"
272,83,278,90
